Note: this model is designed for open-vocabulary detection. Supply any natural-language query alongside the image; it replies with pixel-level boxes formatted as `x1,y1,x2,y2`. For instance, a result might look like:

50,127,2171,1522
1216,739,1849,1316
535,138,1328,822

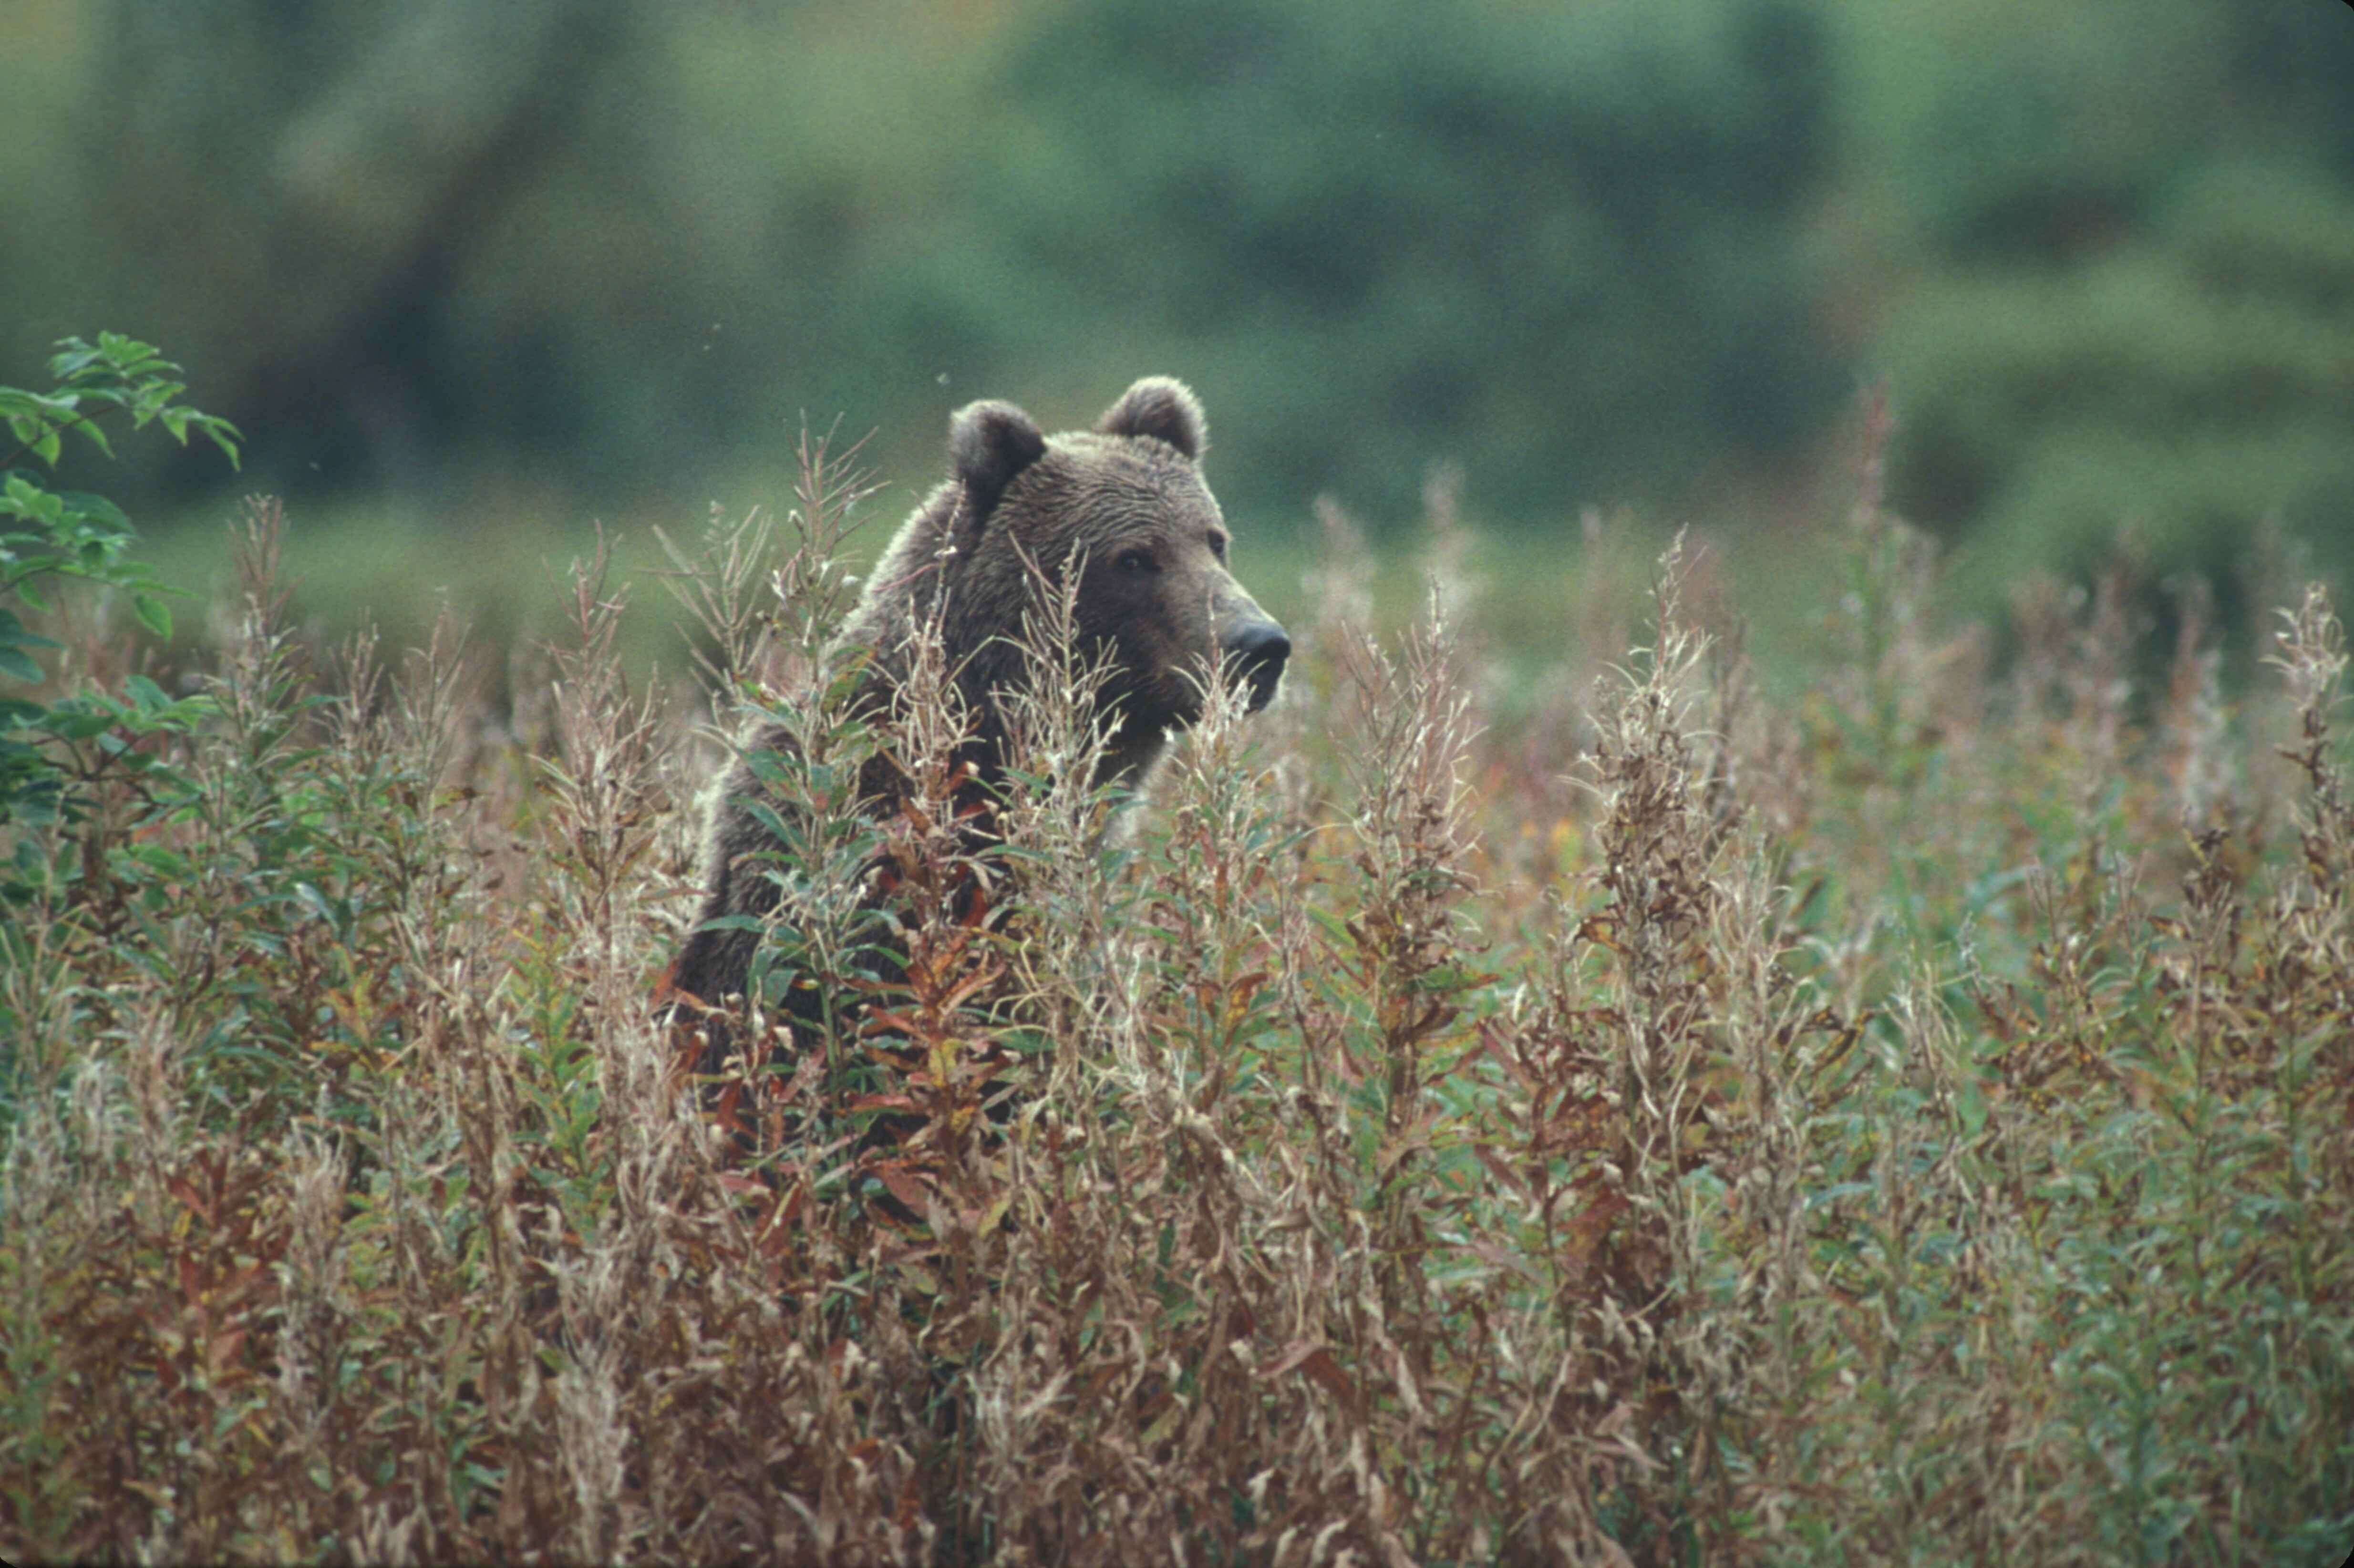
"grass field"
3,438,2351,1564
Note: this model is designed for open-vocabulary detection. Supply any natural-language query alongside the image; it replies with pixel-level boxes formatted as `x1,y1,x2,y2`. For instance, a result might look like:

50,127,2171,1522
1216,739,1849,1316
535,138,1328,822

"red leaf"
1472,1143,1534,1201
1259,1341,1357,1407
873,1161,929,1211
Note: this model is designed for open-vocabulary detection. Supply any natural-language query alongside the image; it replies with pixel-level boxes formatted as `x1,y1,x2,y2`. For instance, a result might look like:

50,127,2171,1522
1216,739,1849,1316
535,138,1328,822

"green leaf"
133,594,171,640
295,882,341,930
124,843,193,879
2,475,65,526
0,390,73,424
70,419,116,460
39,707,120,741
1955,1076,1989,1138
132,381,187,428
0,645,40,683
96,332,159,368
197,414,244,467
45,340,103,379
56,492,131,539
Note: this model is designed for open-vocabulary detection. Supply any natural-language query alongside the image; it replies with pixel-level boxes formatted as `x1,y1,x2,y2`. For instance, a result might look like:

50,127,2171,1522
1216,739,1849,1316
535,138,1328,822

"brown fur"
672,377,1288,1038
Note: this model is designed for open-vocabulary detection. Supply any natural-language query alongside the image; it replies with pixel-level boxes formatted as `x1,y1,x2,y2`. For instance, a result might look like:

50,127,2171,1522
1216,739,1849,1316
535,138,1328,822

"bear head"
915,377,1290,763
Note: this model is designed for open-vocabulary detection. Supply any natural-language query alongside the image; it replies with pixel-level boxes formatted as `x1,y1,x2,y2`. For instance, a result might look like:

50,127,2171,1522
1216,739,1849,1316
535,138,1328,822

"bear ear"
949,400,1048,535
1095,376,1206,460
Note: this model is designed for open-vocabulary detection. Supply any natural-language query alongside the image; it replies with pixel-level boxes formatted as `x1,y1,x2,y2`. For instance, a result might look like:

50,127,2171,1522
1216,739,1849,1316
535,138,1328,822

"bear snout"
1222,618,1291,712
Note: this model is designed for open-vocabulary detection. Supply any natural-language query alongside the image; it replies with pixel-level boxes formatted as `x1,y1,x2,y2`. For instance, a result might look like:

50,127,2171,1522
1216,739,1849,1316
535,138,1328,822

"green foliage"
1881,159,2354,622
1852,0,2354,631
888,0,1845,518
7,0,1848,525
1861,0,2230,258
0,333,237,832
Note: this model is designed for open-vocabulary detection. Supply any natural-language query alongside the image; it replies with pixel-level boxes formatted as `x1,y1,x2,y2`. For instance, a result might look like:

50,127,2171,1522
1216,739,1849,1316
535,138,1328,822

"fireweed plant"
2,407,2351,1565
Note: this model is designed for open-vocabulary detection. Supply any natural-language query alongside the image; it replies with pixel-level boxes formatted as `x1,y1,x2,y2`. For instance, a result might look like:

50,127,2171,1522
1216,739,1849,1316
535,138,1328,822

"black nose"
1222,619,1291,712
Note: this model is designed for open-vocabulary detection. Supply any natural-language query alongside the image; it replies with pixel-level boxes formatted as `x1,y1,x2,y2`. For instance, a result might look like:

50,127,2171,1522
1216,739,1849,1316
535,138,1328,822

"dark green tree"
897,0,1844,521
1875,0,2354,624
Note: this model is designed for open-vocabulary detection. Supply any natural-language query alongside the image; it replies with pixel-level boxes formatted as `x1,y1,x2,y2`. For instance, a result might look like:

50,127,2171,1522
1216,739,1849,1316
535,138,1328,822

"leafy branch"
0,333,240,830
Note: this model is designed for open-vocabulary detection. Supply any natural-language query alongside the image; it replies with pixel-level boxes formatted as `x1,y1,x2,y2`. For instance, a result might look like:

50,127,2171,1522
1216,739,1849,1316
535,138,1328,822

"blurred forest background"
6,0,2352,662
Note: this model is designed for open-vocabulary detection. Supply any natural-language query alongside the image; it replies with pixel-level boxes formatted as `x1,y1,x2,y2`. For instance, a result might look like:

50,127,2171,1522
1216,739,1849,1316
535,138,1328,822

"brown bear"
671,376,1290,1039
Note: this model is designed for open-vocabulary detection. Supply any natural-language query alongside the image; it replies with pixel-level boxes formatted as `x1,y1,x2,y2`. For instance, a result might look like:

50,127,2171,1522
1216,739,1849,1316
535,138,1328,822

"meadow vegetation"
3,413,2353,1564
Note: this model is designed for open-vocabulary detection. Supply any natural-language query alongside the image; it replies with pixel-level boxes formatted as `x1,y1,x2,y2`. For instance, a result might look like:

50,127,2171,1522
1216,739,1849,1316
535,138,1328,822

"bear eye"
1208,533,1230,562
1116,547,1158,577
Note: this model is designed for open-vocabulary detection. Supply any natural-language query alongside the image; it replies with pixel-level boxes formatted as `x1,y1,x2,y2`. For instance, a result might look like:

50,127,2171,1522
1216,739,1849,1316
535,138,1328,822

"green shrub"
922,0,1843,520
0,333,238,832
1880,160,2354,634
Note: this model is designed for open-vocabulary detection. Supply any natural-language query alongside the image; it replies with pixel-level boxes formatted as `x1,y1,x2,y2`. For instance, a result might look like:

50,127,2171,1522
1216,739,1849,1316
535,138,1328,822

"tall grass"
2,440,2350,1565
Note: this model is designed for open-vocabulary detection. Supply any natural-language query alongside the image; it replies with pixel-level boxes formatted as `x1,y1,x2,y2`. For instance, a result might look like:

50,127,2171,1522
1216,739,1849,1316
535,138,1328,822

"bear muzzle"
1221,617,1291,712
